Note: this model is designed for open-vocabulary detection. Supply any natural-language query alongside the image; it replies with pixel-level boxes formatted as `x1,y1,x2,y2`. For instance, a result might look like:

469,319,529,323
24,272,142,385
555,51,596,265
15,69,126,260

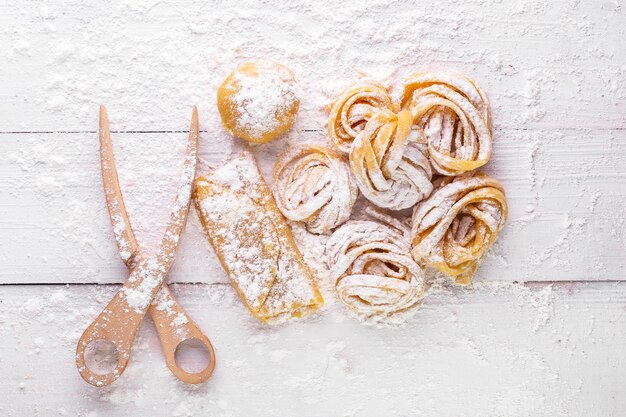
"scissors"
75,106,215,386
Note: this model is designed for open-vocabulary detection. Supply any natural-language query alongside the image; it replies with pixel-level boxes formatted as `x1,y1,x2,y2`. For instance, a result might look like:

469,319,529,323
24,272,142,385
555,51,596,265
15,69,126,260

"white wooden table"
1,1,624,416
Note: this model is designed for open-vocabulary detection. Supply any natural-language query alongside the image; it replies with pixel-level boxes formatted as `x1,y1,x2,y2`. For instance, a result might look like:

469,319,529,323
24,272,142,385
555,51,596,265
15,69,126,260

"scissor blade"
99,105,141,269
154,106,199,270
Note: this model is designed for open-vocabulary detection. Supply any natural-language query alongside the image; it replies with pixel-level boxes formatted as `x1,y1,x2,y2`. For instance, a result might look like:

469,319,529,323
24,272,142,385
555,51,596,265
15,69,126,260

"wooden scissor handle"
150,287,216,384
75,266,152,386
76,281,216,386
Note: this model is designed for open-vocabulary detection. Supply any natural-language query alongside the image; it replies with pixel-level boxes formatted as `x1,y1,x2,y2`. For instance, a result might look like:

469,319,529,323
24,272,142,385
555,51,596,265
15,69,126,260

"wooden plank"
0,128,624,284
0,1,623,416
0,281,624,416
0,0,624,132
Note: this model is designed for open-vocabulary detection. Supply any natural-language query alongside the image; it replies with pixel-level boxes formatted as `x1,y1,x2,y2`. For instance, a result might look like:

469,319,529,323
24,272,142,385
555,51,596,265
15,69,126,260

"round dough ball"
217,62,300,144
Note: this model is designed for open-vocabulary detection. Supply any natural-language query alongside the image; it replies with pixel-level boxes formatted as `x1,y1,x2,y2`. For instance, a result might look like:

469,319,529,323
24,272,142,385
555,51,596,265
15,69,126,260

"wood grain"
0,128,623,284
0,0,624,132
0,0,624,415
0,282,624,416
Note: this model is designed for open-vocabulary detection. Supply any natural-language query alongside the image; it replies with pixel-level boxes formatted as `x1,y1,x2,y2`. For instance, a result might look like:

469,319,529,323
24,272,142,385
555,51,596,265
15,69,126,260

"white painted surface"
1,128,624,284
0,0,624,415
1,282,626,416
0,0,624,132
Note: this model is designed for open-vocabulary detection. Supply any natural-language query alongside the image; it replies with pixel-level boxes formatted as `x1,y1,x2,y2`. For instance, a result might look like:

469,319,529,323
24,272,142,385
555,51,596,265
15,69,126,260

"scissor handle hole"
84,339,119,375
175,338,212,374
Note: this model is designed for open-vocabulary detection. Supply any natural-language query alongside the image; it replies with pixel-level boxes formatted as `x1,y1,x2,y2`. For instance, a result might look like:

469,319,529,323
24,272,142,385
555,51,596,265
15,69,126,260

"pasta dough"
349,109,433,210
217,62,300,144
272,143,358,234
328,80,394,154
327,209,426,317
401,71,492,176
411,172,507,285
194,152,323,323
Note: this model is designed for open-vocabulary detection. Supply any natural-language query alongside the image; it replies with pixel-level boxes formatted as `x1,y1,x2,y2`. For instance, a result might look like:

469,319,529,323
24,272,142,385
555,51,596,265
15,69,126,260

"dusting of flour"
0,0,624,414
230,63,299,138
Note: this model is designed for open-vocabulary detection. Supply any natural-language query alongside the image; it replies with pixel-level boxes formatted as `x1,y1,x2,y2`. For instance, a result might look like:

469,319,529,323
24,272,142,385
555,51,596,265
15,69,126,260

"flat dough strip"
194,151,324,324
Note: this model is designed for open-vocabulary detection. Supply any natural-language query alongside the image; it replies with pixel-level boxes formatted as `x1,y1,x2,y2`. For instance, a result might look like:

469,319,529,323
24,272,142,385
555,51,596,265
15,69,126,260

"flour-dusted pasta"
272,143,358,234
411,172,507,285
401,71,492,176
349,109,433,210
327,209,426,318
217,62,300,144
194,152,324,324
328,80,395,154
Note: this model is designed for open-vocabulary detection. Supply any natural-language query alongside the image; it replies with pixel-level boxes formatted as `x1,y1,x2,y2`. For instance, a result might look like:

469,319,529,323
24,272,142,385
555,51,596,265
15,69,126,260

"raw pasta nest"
328,80,395,154
327,210,426,317
401,71,492,176
411,172,507,284
349,109,433,210
272,143,358,234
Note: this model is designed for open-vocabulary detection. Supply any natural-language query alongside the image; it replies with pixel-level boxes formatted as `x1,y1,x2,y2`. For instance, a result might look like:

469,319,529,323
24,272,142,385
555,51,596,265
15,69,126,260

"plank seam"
0,280,624,287
1,127,625,135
